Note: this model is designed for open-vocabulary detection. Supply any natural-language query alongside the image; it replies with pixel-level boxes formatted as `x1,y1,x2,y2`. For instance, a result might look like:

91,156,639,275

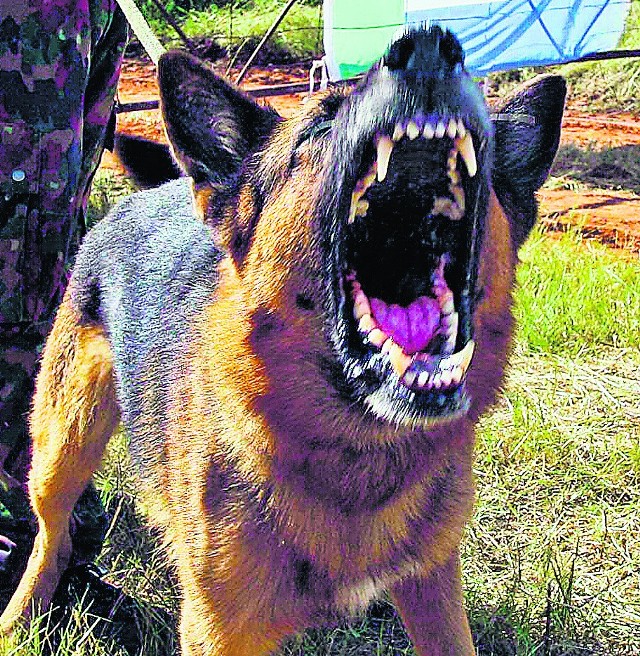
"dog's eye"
295,119,334,149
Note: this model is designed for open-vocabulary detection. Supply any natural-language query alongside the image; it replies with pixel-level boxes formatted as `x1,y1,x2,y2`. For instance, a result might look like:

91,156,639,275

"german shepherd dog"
0,26,566,655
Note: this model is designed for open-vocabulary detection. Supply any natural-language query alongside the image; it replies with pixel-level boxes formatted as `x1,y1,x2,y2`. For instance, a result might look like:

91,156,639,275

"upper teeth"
348,116,478,225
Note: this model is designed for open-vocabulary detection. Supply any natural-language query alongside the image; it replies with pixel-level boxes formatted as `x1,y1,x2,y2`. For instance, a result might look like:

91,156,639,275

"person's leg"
0,0,127,612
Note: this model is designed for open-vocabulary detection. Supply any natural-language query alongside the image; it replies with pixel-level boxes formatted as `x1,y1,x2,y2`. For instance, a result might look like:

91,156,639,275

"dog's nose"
383,25,464,78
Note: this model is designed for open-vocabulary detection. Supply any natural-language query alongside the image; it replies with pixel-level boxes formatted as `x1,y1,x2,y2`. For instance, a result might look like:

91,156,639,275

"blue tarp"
323,0,631,80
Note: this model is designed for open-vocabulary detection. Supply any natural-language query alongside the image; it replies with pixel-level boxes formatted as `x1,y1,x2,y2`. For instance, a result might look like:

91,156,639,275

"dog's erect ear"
158,50,280,185
492,75,566,247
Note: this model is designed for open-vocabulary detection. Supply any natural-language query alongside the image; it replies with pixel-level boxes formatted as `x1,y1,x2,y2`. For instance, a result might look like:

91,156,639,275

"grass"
141,0,324,63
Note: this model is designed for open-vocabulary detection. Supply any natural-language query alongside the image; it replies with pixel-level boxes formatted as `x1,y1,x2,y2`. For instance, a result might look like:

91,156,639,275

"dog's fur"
0,27,565,655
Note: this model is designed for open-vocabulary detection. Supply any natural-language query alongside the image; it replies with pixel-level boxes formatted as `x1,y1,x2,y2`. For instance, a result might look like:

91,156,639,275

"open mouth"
333,109,489,423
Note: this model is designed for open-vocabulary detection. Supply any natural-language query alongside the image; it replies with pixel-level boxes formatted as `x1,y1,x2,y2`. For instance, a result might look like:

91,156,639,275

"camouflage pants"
0,0,128,608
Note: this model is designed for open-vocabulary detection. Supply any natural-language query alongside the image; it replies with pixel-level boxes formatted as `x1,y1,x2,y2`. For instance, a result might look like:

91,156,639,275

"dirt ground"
104,60,640,256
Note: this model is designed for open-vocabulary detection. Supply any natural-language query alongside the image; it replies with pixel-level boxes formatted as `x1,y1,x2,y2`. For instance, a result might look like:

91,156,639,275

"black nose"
383,25,464,78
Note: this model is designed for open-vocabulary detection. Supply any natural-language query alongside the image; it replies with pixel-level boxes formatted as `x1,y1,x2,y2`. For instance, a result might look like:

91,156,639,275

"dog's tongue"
370,296,440,355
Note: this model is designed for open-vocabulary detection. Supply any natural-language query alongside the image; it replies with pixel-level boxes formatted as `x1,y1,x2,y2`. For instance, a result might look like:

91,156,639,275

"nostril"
384,25,465,76
440,30,465,69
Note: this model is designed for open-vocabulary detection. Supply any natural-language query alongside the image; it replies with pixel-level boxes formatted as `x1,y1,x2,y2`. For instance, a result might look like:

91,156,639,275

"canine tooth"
458,133,477,177
450,185,466,212
381,338,394,355
392,123,405,142
459,340,475,371
389,343,412,377
447,340,475,372
358,313,376,334
456,119,467,138
435,121,446,138
406,120,420,140
446,118,458,139
451,366,463,385
368,328,388,348
423,123,435,139
376,135,394,182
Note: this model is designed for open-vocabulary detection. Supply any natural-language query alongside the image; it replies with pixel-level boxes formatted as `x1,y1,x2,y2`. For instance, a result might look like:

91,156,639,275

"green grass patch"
551,143,640,196
514,227,640,356
142,0,324,63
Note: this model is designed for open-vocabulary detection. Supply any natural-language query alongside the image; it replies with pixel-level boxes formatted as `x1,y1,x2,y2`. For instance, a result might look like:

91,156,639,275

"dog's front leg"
391,550,475,656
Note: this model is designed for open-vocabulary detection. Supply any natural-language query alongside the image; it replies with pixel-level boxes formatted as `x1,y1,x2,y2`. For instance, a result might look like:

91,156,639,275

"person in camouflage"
0,0,128,610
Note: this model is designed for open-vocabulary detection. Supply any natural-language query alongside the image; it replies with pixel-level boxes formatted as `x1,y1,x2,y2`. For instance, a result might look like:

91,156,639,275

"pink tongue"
370,296,441,355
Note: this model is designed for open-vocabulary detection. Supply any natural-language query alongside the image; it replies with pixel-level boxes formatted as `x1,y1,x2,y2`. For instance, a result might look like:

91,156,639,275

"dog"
0,25,565,655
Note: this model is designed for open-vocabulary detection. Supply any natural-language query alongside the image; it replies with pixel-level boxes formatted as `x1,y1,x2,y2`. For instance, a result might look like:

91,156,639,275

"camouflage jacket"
0,0,128,334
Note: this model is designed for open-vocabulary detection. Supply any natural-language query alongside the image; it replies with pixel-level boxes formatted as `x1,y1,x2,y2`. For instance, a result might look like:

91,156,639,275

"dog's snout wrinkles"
384,25,464,78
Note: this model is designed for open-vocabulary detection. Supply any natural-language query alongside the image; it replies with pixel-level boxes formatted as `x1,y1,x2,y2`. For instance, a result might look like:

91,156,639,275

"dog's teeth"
402,369,417,387
392,123,405,142
368,328,388,347
456,119,467,138
353,291,372,320
443,312,459,354
439,291,455,316
458,133,477,178
389,342,412,378
435,121,446,138
423,123,435,139
441,311,458,336
381,338,394,355
376,135,394,182
448,340,475,372
451,366,463,385
446,118,457,139
417,371,430,387
358,313,376,333
406,120,420,140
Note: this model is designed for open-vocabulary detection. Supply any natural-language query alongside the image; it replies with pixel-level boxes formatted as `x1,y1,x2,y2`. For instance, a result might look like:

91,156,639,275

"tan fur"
0,300,119,632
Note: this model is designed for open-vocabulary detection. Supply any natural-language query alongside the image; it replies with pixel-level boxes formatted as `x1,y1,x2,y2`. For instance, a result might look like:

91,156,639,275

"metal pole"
235,0,298,85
